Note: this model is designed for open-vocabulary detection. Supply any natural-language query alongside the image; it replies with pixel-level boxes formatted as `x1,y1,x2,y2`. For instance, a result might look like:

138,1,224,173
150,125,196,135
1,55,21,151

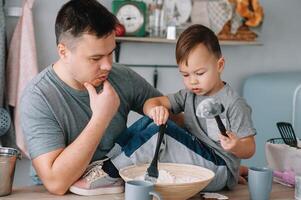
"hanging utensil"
0,108,11,137
276,122,299,148
144,124,166,183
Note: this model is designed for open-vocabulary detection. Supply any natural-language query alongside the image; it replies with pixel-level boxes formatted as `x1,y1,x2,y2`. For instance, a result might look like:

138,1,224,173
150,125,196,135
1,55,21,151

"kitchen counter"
0,182,294,200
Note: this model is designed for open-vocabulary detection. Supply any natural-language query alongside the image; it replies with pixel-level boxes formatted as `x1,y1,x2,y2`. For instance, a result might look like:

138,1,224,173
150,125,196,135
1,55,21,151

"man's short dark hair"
176,24,222,65
55,0,117,45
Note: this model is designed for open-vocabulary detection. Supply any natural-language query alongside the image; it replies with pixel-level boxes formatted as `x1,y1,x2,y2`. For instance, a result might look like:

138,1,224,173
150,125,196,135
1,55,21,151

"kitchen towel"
0,0,5,107
265,141,301,175
6,0,38,156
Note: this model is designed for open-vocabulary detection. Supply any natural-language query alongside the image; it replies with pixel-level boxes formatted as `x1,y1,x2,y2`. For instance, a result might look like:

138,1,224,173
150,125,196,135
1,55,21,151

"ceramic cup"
125,180,162,200
248,167,273,200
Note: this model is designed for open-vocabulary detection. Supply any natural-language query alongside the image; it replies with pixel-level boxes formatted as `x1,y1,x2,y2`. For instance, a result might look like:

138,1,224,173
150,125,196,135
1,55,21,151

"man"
20,0,161,195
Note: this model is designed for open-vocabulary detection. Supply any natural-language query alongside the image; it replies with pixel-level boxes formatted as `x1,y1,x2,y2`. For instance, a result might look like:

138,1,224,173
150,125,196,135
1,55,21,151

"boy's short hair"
55,0,117,45
176,24,222,65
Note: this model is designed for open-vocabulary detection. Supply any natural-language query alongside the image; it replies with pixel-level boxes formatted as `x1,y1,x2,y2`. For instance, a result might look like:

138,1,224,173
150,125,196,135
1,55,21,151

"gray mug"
248,167,273,200
125,180,162,200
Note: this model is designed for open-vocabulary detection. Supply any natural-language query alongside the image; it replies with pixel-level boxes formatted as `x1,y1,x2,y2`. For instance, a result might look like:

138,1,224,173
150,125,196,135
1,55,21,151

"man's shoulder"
22,66,53,99
111,63,138,78
110,63,146,86
109,63,161,100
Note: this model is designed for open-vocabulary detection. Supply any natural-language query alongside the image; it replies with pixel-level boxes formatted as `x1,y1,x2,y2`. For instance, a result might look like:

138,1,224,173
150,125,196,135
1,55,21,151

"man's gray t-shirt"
20,64,161,161
167,83,256,189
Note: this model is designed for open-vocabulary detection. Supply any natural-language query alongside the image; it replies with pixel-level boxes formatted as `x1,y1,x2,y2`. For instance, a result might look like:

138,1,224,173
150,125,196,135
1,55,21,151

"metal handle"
149,191,163,200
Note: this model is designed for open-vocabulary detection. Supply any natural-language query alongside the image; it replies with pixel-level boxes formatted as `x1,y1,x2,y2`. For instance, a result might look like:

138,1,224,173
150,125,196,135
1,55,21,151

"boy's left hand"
218,131,239,152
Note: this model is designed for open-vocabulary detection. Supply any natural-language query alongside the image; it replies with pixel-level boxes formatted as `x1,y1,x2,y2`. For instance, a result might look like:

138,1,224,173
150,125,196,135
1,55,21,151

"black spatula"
276,122,299,148
144,124,166,183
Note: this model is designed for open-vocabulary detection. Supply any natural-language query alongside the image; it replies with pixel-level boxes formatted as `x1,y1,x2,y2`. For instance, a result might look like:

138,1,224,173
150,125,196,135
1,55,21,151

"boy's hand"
148,106,169,126
218,131,239,153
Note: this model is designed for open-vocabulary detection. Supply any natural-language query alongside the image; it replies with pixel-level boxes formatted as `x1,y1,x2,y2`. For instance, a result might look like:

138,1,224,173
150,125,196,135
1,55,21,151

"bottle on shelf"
148,0,165,38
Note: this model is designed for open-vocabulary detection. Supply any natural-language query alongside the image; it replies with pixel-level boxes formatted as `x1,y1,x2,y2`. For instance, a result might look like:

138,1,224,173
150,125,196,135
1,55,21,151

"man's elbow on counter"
44,180,70,195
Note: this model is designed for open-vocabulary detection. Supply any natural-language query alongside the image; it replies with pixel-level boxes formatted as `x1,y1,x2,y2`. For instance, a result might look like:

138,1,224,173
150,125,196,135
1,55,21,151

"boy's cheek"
183,80,191,88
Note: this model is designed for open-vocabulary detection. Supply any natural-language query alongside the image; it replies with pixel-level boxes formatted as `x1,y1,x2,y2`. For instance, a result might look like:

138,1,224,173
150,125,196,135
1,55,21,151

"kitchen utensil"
0,108,11,137
0,147,21,196
196,98,228,137
248,167,273,200
144,124,166,183
276,122,299,148
125,180,162,200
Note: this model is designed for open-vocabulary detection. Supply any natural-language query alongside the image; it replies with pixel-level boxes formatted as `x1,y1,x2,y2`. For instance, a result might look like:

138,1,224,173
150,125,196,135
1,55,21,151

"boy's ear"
217,57,225,73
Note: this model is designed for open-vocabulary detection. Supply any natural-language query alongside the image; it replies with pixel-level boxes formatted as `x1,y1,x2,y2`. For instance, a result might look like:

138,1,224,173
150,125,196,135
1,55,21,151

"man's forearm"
34,115,111,195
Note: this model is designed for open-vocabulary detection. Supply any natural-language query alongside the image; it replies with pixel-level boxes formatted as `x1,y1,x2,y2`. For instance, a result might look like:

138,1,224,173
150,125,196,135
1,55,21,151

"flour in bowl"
136,169,199,184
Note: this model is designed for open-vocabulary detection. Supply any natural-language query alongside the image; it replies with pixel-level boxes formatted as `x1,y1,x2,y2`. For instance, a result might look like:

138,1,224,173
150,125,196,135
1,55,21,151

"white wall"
5,0,301,187
6,0,301,93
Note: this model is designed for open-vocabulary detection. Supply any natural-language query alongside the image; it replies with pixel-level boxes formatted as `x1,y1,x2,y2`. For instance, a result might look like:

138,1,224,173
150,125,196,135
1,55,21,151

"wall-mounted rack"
115,36,262,62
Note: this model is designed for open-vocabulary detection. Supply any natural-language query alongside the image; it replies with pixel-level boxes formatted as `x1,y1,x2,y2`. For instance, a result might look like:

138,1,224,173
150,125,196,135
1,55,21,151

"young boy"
142,24,256,188
70,24,256,195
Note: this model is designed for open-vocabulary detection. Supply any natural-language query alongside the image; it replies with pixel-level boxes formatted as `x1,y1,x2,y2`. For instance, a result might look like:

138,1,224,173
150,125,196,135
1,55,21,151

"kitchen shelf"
115,36,262,62
116,36,262,45
116,36,177,44
114,36,262,88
